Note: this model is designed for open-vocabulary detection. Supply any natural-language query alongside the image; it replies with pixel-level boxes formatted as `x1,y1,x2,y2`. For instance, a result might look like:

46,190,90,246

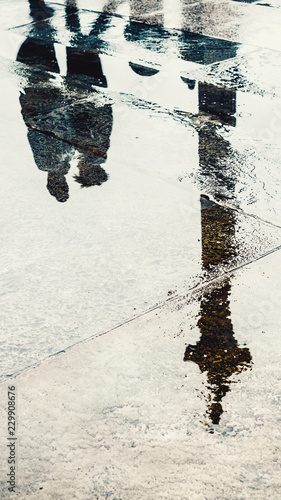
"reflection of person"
17,6,72,202
184,196,252,427
16,1,113,201
64,0,113,188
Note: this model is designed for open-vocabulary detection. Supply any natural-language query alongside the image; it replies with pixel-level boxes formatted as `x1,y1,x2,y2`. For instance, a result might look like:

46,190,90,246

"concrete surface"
0,0,281,498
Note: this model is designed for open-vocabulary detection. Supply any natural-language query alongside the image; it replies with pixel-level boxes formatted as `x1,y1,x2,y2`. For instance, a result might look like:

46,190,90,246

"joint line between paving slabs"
1,242,281,385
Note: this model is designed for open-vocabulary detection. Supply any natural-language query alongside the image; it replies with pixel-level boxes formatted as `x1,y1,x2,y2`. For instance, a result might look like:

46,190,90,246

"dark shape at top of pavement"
12,0,241,67
180,76,196,90
124,20,240,65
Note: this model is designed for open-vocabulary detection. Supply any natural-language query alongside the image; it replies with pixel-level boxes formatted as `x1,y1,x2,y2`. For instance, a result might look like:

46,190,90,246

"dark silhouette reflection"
183,79,252,427
64,2,113,188
25,129,72,202
65,1,110,86
184,278,252,425
28,0,54,21
129,62,160,76
184,197,252,428
196,82,238,200
47,171,70,202
17,10,72,202
199,82,236,126
16,1,113,202
181,76,196,90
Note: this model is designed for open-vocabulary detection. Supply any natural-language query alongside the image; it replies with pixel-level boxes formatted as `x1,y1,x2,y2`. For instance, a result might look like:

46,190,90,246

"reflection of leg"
65,0,80,32
89,12,113,37
47,173,69,202
74,153,108,188
29,0,54,20
26,130,72,201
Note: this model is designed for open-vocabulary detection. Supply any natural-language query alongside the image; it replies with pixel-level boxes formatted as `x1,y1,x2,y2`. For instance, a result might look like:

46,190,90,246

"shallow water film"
0,1,281,499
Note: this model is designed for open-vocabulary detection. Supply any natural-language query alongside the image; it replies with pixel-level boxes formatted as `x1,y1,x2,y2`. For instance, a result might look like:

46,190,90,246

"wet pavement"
0,0,281,498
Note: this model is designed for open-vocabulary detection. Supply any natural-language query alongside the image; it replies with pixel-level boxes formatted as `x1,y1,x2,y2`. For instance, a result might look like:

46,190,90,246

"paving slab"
0,247,281,499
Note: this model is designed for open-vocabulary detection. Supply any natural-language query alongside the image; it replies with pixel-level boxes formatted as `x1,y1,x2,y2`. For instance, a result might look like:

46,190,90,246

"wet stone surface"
0,0,281,498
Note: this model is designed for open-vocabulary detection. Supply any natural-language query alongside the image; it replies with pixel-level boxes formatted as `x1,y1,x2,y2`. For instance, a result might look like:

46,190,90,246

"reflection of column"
200,196,237,271
199,82,236,126
184,196,252,426
197,82,237,199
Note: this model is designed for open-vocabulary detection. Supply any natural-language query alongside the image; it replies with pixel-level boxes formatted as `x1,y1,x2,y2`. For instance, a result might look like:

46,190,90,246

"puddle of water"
10,4,243,68
1,1,281,392
2,48,281,380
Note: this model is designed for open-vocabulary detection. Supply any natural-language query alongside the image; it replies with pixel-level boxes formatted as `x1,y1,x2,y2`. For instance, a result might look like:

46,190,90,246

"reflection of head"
74,158,108,188
47,173,69,202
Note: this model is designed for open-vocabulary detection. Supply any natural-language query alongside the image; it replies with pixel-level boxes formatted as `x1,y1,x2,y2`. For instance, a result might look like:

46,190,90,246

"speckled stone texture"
0,0,281,498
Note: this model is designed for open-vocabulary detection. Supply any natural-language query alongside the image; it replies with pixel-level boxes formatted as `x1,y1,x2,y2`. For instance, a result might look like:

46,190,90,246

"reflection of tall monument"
183,79,252,426
184,196,252,426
